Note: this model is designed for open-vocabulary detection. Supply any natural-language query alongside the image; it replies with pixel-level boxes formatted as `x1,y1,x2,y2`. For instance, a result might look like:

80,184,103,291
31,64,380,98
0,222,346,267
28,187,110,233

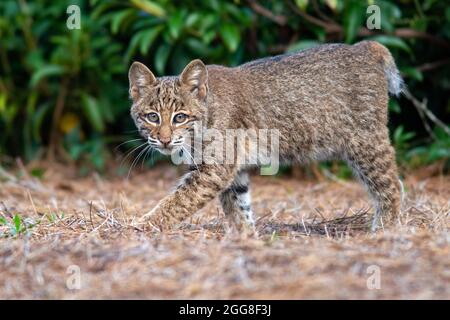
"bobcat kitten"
128,41,402,232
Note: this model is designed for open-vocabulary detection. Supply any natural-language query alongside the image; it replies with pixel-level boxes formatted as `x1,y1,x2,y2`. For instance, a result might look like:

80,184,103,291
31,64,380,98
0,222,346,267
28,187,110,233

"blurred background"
0,0,449,176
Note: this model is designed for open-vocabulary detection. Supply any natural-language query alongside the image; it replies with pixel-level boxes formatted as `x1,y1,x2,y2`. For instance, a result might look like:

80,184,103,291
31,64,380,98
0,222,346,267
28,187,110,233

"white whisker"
121,142,147,167
141,146,154,169
127,145,151,180
115,138,143,151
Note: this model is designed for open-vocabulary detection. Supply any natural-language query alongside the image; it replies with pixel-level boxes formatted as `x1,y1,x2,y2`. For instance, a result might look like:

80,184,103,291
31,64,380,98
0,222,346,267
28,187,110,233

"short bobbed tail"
359,40,405,96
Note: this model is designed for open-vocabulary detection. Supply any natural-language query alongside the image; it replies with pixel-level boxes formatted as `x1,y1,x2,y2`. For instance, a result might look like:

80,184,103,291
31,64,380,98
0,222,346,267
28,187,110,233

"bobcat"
128,41,403,233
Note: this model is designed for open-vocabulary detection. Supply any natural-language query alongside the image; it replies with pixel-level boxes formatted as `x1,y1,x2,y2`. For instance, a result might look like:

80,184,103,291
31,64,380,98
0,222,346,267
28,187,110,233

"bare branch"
248,0,287,26
288,2,450,49
402,89,450,138
415,58,450,72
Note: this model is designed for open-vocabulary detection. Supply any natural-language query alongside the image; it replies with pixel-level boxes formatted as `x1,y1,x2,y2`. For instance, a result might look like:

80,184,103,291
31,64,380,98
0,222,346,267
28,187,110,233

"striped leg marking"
219,172,255,232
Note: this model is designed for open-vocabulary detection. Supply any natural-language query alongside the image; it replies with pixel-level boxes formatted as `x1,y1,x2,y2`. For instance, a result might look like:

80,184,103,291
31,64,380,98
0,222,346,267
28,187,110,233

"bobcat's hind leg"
345,140,401,231
219,171,255,234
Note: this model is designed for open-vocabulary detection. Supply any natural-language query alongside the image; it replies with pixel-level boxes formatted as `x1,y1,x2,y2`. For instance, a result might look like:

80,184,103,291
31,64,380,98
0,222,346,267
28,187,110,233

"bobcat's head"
128,60,208,155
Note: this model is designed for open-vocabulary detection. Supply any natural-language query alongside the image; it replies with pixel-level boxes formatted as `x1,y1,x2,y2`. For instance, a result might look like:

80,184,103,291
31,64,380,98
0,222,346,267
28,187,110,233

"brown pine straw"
0,163,448,299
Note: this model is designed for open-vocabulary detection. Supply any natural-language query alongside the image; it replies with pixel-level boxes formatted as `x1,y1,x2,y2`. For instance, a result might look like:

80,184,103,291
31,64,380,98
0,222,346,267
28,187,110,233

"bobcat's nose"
159,136,171,147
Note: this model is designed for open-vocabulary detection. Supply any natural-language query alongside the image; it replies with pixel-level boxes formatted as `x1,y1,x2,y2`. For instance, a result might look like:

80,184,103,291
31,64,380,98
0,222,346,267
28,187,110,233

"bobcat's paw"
139,205,164,231
139,204,177,232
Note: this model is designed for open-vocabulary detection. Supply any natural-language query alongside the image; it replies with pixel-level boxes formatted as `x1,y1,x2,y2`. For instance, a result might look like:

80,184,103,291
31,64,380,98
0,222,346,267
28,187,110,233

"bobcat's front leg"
141,164,237,230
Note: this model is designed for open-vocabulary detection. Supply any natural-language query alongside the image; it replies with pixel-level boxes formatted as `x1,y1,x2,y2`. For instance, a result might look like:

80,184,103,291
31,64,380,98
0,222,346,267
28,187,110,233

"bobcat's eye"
145,112,159,124
173,113,188,124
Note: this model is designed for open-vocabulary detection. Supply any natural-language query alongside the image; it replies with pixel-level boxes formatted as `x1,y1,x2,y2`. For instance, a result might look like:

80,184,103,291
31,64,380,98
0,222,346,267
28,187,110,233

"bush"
0,0,449,171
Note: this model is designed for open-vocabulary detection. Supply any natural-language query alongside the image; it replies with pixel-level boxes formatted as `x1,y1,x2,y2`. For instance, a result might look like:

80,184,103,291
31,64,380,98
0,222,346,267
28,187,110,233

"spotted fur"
130,41,402,232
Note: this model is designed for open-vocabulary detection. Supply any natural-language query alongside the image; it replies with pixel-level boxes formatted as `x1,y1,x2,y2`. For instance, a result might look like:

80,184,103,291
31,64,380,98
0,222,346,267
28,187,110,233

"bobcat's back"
206,41,402,157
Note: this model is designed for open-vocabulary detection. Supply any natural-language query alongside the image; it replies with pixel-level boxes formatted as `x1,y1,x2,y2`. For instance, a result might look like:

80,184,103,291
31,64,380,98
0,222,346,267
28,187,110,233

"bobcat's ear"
180,59,208,100
128,62,156,100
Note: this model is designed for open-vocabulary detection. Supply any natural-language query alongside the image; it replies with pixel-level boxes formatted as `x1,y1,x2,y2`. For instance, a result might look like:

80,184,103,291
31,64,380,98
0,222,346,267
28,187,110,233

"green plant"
0,0,448,172
46,211,65,223
0,0,129,166
406,127,450,168
393,125,416,163
0,214,35,237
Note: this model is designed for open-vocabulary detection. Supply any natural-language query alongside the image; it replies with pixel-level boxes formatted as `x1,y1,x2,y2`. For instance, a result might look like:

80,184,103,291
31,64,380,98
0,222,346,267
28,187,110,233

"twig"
312,0,335,23
1,201,14,218
47,77,69,161
89,201,95,230
248,0,287,26
415,96,436,138
27,189,38,216
289,1,340,32
287,2,450,49
415,58,450,72
402,89,450,138
380,28,450,49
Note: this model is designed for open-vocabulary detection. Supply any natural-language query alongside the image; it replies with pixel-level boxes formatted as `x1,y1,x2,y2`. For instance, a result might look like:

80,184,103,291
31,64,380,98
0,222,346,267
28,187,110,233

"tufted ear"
128,62,156,100
180,59,208,100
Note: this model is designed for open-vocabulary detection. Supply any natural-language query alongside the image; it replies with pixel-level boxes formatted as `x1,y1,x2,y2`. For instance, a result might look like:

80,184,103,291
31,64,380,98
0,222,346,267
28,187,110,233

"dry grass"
0,163,448,299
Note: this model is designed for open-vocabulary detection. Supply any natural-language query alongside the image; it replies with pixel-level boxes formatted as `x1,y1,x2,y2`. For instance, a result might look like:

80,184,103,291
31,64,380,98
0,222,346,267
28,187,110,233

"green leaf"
32,103,51,142
295,0,309,11
220,24,241,52
124,31,145,62
130,0,166,17
394,125,415,145
198,14,216,33
401,67,423,82
68,144,84,160
378,1,401,32
30,168,45,179
368,35,412,54
287,40,321,52
185,13,200,28
154,44,171,75
81,94,105,132
388,100,401,114
343,1,365,43
13,215,21,233
91,1,120,18
140,26,163,55
30,65,64,87
411,17,427,32
168,10,185,40
111,9,135,34
185,38,212,56
325,0,338,11
202,30,216,44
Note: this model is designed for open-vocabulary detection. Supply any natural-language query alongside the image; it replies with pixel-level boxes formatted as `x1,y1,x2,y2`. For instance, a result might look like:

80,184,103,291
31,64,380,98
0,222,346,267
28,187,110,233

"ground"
0,163,448,299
